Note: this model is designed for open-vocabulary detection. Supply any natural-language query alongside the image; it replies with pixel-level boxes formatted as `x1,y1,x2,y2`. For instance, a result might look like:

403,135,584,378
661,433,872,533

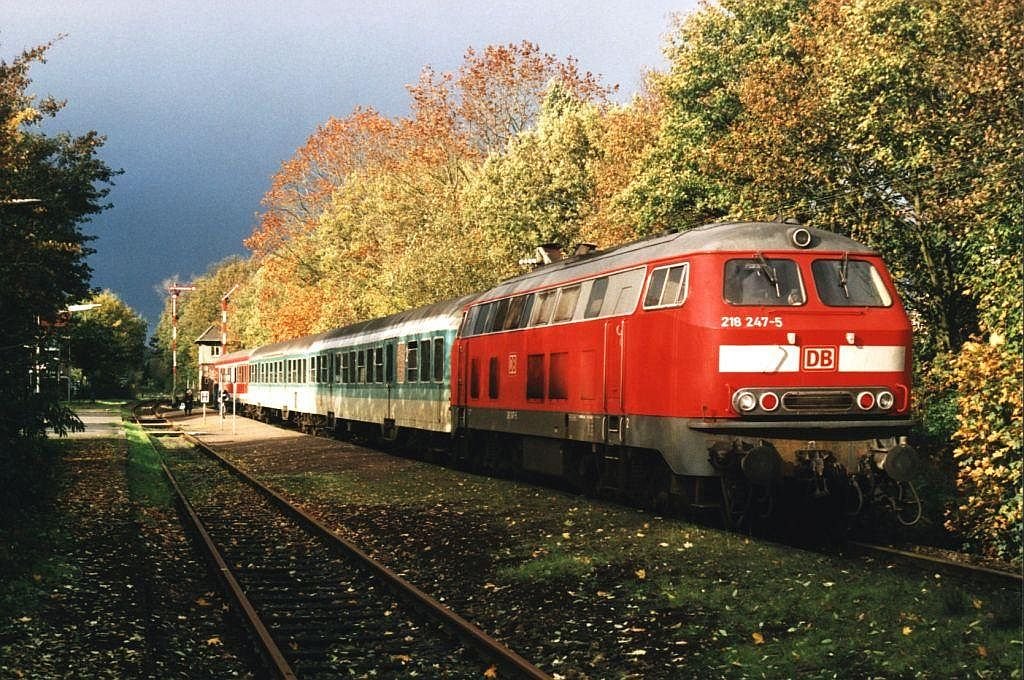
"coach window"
406,342,419,382
470,357,481,399
526,354,545,401
356,351,364,383
432,337,445,382
386,344,395,383
488,356,500,399
420,339,432,382
644,262,690,309
373,347,384,383
553,285,581,323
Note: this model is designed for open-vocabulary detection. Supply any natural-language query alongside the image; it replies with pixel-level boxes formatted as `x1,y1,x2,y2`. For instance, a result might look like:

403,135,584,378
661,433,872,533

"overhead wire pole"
167,282,197,404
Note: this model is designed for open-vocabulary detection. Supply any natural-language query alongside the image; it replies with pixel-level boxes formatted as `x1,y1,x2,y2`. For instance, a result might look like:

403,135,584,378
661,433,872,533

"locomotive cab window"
724,256,805,306
812,257,892,307
643,263,690,309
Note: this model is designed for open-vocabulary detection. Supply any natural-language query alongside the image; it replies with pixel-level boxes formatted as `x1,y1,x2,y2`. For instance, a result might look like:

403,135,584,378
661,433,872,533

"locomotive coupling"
872,439,919,482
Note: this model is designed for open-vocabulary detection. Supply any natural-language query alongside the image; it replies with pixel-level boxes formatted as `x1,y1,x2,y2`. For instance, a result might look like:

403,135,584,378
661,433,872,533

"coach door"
603,319,626,442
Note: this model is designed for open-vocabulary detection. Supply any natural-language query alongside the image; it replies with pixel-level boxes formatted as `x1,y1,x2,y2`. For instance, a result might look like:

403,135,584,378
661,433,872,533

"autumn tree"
249,41,613,340
0,40,117,442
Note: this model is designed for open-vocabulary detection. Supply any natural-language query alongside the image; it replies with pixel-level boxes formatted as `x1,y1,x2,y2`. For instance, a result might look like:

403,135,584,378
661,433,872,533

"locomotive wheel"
720,476,750,530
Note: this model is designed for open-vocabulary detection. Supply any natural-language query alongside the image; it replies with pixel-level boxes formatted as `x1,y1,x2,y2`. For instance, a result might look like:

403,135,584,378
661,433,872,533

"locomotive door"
603,319,626,441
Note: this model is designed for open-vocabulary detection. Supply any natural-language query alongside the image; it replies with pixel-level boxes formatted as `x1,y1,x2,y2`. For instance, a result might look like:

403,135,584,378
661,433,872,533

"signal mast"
166,282,197,402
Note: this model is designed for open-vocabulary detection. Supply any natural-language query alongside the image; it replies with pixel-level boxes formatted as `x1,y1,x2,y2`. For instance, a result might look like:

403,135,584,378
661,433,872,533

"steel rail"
134,406,298,679
176,428,551,680
847,540,1022,586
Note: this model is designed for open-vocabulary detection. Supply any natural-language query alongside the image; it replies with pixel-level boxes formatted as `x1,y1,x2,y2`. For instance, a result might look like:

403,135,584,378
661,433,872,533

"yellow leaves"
206,636,222,646
902,626,913,636
751,631,765,644
635,568,647,580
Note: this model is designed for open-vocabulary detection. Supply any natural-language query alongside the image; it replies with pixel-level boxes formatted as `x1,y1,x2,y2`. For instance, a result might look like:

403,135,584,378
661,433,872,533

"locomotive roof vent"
790,227,814,248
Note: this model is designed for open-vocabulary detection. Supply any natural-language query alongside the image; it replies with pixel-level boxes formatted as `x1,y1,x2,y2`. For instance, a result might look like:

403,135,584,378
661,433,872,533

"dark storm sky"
3,0,693,332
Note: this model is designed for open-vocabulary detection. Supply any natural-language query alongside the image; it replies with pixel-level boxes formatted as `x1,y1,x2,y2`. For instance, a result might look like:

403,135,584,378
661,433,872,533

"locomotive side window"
503,295,528,330
724,257,805,306
552,285,581,323
643,263,690,309
530,290,558,326
812,258,892,307
473,303,495,335
489,298,510,332
584,277,608,318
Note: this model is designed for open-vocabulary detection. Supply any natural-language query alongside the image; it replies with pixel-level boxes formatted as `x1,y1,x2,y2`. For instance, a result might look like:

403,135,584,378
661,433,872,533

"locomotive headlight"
733,390,758,413
759,391,780,411
856,391,876,410
876,390,895,410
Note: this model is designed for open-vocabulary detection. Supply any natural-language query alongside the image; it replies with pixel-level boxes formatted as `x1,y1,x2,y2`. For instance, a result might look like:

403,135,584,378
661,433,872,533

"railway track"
134,402,548,679
845,540,1022,586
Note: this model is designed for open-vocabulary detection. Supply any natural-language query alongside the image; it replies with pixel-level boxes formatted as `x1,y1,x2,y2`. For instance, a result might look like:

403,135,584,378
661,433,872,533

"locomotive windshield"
724,257,805,306
811,257,893,306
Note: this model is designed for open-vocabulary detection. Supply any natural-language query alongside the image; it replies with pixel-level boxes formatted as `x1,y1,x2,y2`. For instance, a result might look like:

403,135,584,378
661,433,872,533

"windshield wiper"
755,251,781,299
839,251,850,299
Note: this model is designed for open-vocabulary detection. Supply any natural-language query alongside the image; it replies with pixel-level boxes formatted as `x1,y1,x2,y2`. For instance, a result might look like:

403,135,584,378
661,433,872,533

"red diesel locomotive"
452,221,919,526
214,221,921,528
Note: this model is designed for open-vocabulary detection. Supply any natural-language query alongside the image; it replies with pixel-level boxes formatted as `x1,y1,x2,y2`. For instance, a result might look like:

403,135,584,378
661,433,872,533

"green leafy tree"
463,83,603,261
68,291,147,397
0,40,117,441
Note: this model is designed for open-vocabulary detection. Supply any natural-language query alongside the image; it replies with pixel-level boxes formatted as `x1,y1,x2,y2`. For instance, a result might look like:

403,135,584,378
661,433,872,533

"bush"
944,338,1023,564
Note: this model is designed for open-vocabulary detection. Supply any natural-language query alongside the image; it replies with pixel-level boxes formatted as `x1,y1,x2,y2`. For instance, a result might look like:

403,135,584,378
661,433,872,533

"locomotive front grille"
782,391,853,411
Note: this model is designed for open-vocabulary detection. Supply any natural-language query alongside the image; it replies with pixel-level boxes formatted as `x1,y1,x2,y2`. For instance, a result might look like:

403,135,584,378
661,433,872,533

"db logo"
802,346,837,371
